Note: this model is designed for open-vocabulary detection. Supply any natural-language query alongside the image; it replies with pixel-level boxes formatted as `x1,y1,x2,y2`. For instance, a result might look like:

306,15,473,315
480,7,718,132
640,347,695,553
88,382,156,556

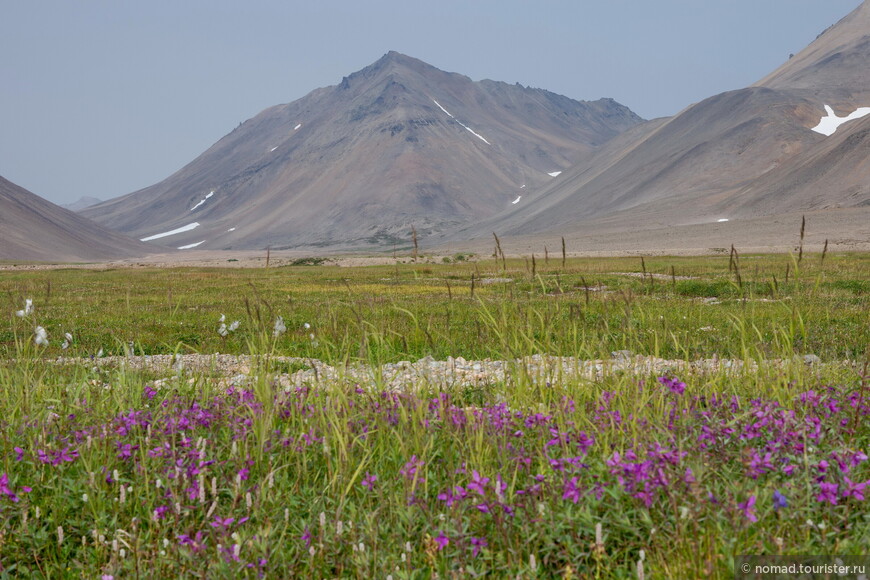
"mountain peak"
364,51,443,77
338,51,460,94
755,0,870,96
83,53,643,251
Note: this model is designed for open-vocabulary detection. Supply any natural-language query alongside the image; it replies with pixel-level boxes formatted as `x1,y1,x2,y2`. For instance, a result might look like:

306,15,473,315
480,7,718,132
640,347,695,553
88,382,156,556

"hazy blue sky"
0,0,861,205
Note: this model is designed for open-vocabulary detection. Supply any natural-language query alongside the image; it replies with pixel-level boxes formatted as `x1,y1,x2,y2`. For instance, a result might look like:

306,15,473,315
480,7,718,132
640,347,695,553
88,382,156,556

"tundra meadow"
1,251,868,578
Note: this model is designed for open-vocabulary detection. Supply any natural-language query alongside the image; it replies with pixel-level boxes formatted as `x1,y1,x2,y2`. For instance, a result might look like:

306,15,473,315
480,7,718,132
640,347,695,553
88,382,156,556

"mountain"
0,175,154,261
473,1,870,241
62,196,103,212
82,51,642,251
755,1,870,101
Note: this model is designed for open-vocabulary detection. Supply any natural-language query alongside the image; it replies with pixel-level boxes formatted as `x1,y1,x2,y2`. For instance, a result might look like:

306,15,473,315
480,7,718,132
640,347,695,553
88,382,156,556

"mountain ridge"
467,0,870,243
0,175,156,261
82,51,643,250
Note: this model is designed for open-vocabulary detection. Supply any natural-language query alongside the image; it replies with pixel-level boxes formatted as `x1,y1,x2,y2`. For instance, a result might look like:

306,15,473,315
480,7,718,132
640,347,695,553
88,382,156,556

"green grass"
1,253,867,362
0,252,868,578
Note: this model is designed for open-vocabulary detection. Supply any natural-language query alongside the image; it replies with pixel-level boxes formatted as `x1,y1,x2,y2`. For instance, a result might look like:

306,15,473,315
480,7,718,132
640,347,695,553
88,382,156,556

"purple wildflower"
658,376,686,395
400,455,425,482
14,447,24,461
434,531,449,550
470,536,488,557
842,477,868,501
467,470,490,496
210,516,235,531
437,485,466,508
738,495,758,522
816,482,839,505
178,531,207,553
361,472,377,491
301,527,312,548
772,490,788,510
562,476,581,504
0,473,31,503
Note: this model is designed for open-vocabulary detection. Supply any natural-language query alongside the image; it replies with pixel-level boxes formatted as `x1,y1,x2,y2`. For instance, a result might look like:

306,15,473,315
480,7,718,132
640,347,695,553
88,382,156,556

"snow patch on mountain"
432,99,491,145
140,222,200,241
812,104,870,136
190,191,214,212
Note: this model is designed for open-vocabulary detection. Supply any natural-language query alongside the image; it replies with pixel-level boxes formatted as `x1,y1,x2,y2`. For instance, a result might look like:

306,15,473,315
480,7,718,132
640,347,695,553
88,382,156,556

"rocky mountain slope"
471,1,870,241
83,52,642,251
0,175,154,261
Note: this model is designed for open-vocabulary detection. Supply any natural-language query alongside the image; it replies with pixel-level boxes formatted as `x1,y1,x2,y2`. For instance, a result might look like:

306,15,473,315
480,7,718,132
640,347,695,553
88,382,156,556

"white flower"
273,316,286,337
228,320,240,332
16,298,33,317
34,326,49,346
303,322,311,329
219,314,226,323
218,323,228,337
62,332,73,350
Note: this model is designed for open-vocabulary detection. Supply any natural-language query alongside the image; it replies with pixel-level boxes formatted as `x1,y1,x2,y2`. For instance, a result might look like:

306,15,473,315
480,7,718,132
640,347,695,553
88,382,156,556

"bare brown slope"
465,87,823,237
472,2,870,243
0,176,157,262
84,52,642,251
756,0,870,100
729,114,870,214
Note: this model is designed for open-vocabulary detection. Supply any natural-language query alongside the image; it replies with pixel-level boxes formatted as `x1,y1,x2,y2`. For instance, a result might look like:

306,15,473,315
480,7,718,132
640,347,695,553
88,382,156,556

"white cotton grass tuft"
16,298,34,317
62,332,73,350
34,326,49,346
273,316,286,337
217,316,240,337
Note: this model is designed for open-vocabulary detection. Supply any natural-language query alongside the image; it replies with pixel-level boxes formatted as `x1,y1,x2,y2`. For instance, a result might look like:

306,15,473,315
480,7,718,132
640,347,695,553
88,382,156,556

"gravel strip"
52,352,838,392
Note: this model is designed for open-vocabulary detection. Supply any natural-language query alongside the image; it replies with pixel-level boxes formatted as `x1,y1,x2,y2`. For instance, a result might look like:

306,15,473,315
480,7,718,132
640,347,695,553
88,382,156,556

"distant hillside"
0,175,155,261
470,0,870,240
62,196,103,212
83,51,642,251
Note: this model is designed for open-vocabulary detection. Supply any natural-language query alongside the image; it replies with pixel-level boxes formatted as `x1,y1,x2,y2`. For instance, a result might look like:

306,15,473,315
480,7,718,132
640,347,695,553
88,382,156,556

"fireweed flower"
816,482,839,505
0,473,32,502
738,495,758,522
361,472,377,491
400,456,425,482
467,470,489,496
562,477,581,504
843,477,869,501
210,516,235,531
470,537,488,557
658,376,686,395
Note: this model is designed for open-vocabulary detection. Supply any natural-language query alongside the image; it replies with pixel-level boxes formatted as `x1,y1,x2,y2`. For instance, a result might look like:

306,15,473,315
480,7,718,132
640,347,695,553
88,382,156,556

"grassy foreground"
0,253,868,577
